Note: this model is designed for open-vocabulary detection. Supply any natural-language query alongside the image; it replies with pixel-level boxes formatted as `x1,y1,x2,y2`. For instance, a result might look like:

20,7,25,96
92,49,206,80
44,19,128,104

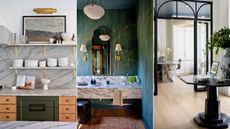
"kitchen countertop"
77,83,141,89
0,88,77,96
0,121,77,129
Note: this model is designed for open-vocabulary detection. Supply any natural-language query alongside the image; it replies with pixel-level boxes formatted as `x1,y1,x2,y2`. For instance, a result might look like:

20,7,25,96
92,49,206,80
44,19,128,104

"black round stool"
77,100,91,124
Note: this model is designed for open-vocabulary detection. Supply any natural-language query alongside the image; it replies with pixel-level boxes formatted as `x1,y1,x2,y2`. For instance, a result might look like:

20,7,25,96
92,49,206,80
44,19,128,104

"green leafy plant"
208,27,230,54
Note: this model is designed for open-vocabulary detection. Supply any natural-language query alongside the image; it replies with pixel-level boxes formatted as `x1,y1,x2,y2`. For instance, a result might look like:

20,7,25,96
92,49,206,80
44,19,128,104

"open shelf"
9,67,76,70
8,43,76,47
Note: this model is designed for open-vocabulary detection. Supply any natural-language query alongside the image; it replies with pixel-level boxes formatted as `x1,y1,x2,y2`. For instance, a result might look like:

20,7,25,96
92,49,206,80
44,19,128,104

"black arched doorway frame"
154,0,213,95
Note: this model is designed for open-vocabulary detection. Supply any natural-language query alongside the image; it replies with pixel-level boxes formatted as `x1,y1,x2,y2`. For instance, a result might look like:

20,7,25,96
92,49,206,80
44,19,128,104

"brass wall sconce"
33,8,57,14
115,44,122,61
80,44,87,61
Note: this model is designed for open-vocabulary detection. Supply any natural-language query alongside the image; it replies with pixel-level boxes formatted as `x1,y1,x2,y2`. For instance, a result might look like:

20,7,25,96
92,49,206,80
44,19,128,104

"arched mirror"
92,26,111,75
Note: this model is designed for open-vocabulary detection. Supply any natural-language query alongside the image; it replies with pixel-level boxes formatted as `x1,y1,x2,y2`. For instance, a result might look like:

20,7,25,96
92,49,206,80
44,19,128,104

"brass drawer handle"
66,116,69,119
6,99,9,102
66,108,69,110
6,116,9,118
65,99,69,102
6,107,9,110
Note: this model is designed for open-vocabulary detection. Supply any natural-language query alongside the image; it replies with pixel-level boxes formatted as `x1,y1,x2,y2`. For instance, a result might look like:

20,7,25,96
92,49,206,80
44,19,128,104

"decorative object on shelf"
210,61,219,75
83,0,105,20
20,35,28,44
61,33,74,44
16,75,35,90
47,58,58,67
41,78,51,90
33,8,57,14
115,44,122,61
80,44,87,61
49,37,55,44
23,15,66,44
209,27,230,79
58,57,69,67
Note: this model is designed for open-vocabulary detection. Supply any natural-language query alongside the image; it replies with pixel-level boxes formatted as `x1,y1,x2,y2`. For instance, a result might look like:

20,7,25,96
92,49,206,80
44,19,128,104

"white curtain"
173,25,194,75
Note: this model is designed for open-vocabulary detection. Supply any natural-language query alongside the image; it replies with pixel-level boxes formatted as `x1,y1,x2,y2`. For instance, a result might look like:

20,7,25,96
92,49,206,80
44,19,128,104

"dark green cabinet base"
17,96,59,121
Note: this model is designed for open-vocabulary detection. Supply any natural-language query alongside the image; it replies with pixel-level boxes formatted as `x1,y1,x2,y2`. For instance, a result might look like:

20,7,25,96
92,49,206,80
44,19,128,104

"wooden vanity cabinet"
0,96,17,121
59,96,77,122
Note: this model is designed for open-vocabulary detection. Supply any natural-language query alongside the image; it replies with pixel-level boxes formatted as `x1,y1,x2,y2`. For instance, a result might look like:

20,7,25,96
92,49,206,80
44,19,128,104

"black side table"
181,75,230,128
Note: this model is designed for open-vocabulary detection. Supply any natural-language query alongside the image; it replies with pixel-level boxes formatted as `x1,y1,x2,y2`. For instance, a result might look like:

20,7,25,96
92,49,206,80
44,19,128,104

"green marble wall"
77,9,137,76
137,0,154,129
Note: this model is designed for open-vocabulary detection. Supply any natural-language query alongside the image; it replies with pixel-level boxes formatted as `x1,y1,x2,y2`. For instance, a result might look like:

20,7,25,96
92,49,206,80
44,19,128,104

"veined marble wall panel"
0,26,12,44
0,46,76,88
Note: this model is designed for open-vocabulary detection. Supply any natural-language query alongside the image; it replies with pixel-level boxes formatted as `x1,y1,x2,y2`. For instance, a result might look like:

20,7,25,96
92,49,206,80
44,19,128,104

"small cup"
39,61,46,67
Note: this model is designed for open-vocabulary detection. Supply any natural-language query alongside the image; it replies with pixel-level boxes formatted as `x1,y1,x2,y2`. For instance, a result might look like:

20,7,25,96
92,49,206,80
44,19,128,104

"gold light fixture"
115,44,122,61
80,44,87,61
33,8,57,14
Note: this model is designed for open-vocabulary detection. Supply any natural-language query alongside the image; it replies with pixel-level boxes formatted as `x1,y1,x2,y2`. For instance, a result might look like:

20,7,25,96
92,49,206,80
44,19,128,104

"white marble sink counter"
77,83,141,89
0,121,77,129
0,88,77,96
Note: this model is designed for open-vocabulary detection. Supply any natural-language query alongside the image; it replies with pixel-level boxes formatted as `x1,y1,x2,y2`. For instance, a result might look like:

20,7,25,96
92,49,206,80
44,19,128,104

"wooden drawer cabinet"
59,96,76,105
0,113,16,121
59,96,76,122
59,105,76,114
0,96,16,104
59,113,76,122
0,96,16,121
0,105,16,113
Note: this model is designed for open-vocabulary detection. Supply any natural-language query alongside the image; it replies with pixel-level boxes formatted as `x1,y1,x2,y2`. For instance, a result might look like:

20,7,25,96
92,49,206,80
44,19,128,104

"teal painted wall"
137,0,154,129
77,10,137,76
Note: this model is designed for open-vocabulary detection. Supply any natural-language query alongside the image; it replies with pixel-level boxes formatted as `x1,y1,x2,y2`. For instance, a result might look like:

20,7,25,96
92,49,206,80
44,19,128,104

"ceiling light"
99,34,110,41
84,0,105,20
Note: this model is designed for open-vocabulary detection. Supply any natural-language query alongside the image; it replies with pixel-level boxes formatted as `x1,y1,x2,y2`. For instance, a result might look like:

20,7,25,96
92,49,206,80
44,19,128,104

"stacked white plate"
47,58,57,67
13,59,23,67
24,60,38,67
58,57,69,67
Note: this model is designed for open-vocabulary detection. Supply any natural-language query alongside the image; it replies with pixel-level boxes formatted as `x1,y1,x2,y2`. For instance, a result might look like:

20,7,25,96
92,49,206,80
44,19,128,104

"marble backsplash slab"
0,25,12,44
77,76,139,86
0,46,76,88
0,26,76,89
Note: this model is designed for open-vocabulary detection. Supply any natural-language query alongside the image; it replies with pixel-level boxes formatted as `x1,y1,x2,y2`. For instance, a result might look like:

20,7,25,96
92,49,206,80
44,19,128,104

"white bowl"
61,33,73,42
41,78,51,84
47,58,57,67
24,60,38,67
58,57,69,67
13,59,23,67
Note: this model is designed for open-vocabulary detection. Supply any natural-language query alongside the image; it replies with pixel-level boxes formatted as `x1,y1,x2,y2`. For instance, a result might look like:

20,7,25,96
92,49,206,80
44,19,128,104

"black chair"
77,100,91,124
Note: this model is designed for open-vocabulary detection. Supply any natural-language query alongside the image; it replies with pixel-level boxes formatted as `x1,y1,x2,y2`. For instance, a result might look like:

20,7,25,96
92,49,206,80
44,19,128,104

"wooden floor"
78,109,145,129
154,78,230,129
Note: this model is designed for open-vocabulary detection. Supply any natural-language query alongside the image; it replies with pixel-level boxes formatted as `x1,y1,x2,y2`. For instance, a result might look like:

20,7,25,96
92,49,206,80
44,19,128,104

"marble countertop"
77,83,141,89
0,121,77,129
0,88,77,96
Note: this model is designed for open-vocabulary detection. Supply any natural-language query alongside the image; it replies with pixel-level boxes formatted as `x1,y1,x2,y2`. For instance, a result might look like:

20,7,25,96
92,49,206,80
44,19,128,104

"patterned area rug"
78,109,144,129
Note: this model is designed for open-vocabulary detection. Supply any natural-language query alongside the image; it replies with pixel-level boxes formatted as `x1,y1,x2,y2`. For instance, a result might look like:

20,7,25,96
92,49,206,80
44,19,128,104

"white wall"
213,0,229,31
0,0,76,42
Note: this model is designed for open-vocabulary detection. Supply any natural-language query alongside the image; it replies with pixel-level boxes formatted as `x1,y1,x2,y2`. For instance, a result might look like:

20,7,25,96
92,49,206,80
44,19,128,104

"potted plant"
209,27,230,78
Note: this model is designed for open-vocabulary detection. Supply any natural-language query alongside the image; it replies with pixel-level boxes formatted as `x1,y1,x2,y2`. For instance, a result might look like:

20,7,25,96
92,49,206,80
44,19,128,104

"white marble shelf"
9,67,76,70
7,43,76,47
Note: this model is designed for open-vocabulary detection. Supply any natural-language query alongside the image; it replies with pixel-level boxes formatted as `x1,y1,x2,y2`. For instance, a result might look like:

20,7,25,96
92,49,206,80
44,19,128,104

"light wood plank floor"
154,78,230,129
